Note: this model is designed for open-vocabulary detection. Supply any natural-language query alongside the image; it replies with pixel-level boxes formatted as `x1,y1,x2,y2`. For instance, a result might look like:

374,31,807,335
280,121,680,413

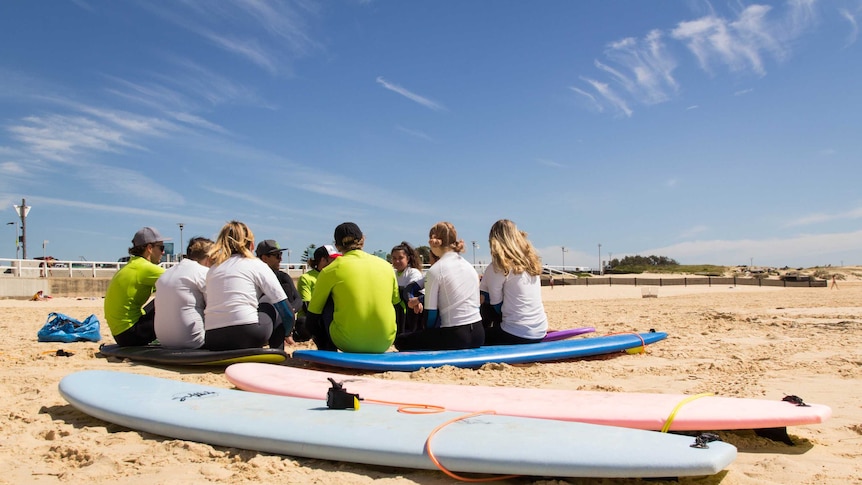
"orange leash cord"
423,410,521,482
359,397,520,481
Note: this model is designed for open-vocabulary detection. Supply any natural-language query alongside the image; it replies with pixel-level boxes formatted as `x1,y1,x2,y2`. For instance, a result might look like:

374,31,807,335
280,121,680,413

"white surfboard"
59,370,737,479
225,363,831,432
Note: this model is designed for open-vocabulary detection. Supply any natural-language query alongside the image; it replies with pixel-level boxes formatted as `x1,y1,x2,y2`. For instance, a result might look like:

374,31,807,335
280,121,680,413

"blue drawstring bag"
37,312,102,343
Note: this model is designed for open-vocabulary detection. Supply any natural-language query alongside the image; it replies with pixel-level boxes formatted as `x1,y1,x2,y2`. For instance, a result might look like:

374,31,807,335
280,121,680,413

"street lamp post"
177,223,185,261
286,248,291,267
13,198,30,259
561,246,568,285
598,243,602,276
471,241,478,265
42,240,49,277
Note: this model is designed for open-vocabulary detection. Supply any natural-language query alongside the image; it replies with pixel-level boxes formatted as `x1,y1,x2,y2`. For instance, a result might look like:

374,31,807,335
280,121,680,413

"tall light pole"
177,223,185,260
286,248,291,267
561,246,568,284
598,243,602,276
13,198,30,259
471,241,478,265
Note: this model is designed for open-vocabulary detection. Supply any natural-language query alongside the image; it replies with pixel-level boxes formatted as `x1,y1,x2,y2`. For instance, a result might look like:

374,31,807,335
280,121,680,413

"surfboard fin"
326,377,362,410
755,427,794,445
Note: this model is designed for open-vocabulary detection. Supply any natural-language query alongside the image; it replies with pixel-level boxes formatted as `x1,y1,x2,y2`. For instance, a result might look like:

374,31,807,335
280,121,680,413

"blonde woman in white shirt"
480,219,548,344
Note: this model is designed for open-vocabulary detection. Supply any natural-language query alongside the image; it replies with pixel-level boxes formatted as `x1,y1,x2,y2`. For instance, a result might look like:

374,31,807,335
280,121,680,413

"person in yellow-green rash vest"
104,227,168,347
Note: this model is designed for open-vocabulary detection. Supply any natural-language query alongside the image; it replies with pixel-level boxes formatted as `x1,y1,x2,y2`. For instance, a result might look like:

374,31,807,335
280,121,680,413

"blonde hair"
428,222,465,254
186,237,214,262
209,220,255,266
488,219,542,276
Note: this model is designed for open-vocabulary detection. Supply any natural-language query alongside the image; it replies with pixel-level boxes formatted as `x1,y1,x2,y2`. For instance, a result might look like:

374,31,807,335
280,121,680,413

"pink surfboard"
225,363,831,432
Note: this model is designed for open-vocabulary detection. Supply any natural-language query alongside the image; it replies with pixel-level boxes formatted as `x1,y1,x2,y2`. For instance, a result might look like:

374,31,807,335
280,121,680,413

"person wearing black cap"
104,226,169,346
256,239,303,320
305,222,401,353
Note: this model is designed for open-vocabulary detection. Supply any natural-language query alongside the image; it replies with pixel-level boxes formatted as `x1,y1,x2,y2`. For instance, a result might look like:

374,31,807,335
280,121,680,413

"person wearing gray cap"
255,239,303,321
104,226,169,346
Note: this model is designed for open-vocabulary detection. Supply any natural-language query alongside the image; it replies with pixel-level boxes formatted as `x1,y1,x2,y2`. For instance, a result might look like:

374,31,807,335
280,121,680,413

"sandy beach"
2,276,860,485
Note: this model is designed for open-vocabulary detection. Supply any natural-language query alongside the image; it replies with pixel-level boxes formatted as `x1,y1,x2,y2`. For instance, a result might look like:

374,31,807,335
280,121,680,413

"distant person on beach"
154,237,214,349
395,222,484,351
256,239,303,321
480,219,548,345
549,274,555,289
305,222,400,353
203,221,294,350
391,241,425,335
831,275,839,289
104,227,168,347
293,244,340,341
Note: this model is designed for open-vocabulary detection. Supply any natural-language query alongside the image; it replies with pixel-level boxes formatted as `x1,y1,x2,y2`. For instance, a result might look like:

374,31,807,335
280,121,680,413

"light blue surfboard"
59,370,736,479
292,331,666,371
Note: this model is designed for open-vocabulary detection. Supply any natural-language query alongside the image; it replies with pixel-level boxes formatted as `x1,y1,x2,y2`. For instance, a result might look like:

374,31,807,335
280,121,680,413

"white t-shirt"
396,267,424,288
425,251,480,328
204,255,287,331
480,263,548,339
154,258,209,349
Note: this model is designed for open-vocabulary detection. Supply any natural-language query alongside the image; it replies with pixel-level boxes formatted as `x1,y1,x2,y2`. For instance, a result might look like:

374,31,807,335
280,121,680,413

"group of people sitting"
103,218,548,353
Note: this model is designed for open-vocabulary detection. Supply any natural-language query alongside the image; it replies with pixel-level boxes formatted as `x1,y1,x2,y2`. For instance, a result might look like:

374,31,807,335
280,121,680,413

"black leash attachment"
782,395,810,407
690,432,721,449
326,377,362,410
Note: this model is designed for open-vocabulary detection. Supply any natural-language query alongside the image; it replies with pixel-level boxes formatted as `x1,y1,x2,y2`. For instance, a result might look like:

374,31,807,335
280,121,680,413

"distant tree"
301,244,316,264
616,255,679,267
416,245,431,265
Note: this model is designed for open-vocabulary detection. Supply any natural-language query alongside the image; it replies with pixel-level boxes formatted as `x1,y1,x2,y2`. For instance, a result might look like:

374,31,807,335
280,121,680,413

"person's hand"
407,297,423,314
285,335,296,346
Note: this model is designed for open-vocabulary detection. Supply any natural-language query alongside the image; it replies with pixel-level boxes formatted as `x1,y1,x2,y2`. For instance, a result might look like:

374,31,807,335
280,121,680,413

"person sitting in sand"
305,222,400,353
293,244,340,342
154,236,214,349
391,241,425,335
104,227,168,347
395,222,484,351
203,221,294,351
480,219,548,345
255,239,303,320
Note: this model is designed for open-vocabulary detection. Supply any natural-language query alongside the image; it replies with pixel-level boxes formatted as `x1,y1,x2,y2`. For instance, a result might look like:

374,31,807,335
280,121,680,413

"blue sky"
1,0,860,268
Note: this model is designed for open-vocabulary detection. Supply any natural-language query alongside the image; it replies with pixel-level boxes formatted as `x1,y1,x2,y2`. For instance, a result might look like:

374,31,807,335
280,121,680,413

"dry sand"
1,278,860,485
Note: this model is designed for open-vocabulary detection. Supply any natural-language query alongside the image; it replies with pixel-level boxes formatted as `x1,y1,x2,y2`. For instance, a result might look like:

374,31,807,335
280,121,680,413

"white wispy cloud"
645,229,862,266
679,224,709,238
8,114,147,162
27,195,218,226
170,112,230,135
569,86,604,112
395,125,435,142
786,206,862,226
581,77,632,117
81,165,185,207
840,7,860,46
603,30,678,104
138,1,320,76
575,2,819,116
536,158,565,168
376,77,446,111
